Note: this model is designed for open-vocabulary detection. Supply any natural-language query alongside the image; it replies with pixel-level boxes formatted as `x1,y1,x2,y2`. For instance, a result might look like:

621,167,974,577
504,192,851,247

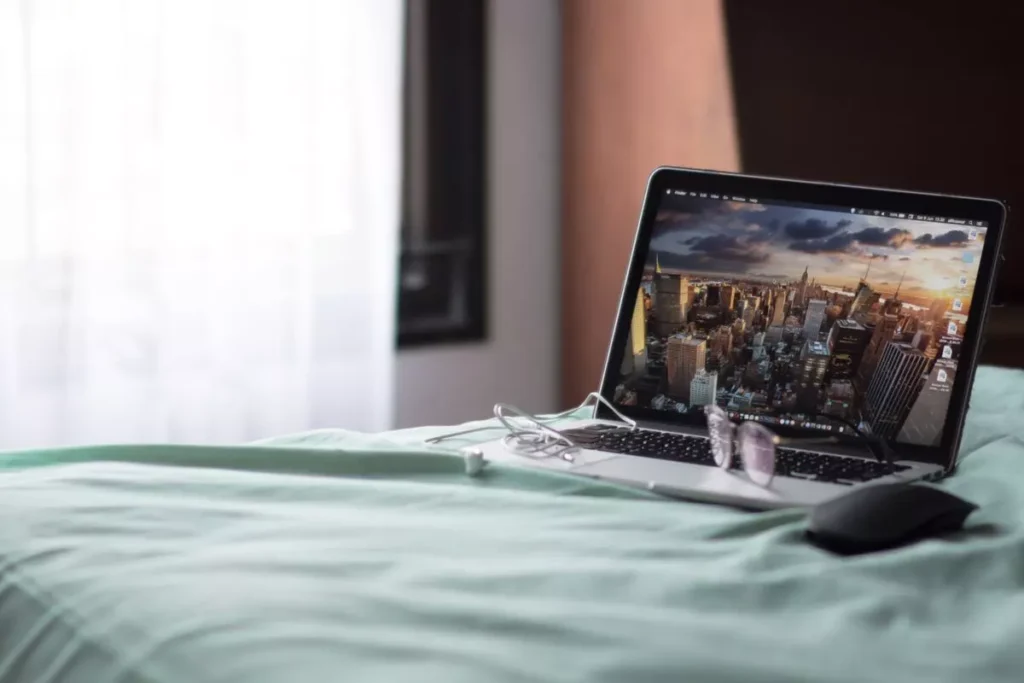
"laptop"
475,167,1007,509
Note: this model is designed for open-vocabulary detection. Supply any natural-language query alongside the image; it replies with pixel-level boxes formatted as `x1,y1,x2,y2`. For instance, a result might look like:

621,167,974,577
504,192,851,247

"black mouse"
806,483,978,555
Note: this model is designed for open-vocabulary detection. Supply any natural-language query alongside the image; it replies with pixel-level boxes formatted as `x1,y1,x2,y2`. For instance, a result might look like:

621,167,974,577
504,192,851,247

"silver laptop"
475,167,1007,509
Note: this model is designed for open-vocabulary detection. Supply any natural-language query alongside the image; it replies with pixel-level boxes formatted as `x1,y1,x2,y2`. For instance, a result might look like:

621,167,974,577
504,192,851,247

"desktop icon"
958,275,969,288
947,321,958,336
942,345,953,360
937,369,948,383
963,252,974,264
968,228,978,241
952,299,963,312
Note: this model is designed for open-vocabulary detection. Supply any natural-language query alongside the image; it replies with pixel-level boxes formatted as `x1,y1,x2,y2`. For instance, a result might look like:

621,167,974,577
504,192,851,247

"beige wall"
561,0,740,404
396,0,560,426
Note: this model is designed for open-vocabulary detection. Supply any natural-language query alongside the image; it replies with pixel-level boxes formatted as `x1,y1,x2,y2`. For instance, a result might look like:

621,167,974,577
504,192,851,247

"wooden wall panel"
560,0,739,405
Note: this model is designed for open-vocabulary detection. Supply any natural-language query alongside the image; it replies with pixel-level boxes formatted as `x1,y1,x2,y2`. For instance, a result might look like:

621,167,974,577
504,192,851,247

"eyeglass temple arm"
777,436,840,446
816,413,894,464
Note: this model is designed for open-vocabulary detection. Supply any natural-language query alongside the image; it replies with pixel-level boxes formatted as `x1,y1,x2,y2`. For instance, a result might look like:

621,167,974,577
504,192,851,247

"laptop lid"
599,167,1007,472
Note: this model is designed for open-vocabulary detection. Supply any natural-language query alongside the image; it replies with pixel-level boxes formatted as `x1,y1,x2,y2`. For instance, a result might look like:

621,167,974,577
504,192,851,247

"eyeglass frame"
704,405,898,487
710,406,895,461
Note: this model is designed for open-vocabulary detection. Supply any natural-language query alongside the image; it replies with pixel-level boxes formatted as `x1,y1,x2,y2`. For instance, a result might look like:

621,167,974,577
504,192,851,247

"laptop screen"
612,188,992,448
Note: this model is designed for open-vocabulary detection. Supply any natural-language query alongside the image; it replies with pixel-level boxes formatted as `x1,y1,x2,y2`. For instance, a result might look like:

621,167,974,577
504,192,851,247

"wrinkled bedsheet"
1,366,1023,682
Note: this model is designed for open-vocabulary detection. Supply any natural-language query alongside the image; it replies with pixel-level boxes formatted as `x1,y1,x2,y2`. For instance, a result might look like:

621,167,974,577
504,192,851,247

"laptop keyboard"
561,425,910,485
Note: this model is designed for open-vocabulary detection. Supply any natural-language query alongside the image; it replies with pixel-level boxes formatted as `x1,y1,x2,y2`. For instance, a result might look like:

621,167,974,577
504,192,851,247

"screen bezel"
598,167,1007,471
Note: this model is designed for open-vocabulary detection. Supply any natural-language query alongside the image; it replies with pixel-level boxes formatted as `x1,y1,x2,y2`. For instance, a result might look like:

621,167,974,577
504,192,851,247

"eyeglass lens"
705,407,734,469
737,422,775,487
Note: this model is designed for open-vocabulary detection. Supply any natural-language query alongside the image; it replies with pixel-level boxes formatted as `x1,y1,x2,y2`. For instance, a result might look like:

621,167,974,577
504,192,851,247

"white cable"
426,391,637,466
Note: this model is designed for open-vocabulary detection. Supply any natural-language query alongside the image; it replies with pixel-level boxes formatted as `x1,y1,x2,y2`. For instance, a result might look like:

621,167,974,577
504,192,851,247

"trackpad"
574,454,787,503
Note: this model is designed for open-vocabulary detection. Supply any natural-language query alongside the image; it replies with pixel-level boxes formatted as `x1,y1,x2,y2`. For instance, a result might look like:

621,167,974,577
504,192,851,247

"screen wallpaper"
613,191,989,447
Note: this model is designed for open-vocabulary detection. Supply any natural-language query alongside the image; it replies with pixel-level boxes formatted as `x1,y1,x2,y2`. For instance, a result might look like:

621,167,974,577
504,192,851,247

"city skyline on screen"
614,193,987,449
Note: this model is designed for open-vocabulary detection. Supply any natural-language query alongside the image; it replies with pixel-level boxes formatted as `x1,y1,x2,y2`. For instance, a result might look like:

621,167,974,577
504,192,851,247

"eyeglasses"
703,405,892,488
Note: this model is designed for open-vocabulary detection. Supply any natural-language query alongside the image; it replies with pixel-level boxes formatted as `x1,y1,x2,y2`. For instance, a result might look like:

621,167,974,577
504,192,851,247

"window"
398,0,487,346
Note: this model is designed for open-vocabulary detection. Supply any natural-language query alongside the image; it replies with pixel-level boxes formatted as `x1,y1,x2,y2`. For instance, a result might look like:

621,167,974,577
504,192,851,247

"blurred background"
403,0,1024,427
1,0,1020,447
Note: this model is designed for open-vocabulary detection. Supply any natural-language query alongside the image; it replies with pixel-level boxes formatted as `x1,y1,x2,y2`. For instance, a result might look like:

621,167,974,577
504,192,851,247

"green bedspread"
1,366,1023,682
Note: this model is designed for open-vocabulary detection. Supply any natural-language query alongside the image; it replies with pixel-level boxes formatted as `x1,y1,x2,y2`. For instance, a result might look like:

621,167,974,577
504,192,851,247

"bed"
2,366,1023,682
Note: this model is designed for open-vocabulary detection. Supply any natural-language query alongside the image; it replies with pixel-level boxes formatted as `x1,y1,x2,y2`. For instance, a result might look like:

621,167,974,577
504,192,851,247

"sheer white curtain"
0,0,403,447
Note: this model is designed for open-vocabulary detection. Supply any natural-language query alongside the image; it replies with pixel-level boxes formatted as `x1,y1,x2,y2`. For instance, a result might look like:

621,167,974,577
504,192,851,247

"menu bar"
673,190,759,204
857,208,988,228
669,189,988,228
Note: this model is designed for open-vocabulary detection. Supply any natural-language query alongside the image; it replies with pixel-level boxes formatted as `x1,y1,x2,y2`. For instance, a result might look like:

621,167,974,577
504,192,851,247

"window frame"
397,0,488,348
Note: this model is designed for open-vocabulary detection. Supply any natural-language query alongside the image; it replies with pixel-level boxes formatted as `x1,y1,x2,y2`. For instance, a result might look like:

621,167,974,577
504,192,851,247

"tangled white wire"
425,392,636,470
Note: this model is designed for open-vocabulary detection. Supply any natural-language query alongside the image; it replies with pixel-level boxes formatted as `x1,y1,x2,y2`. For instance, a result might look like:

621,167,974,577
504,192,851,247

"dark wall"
725,1,1021,303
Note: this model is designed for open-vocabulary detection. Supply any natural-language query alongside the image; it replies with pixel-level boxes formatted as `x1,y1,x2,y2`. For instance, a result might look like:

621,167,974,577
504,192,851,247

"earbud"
464,448,486,477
